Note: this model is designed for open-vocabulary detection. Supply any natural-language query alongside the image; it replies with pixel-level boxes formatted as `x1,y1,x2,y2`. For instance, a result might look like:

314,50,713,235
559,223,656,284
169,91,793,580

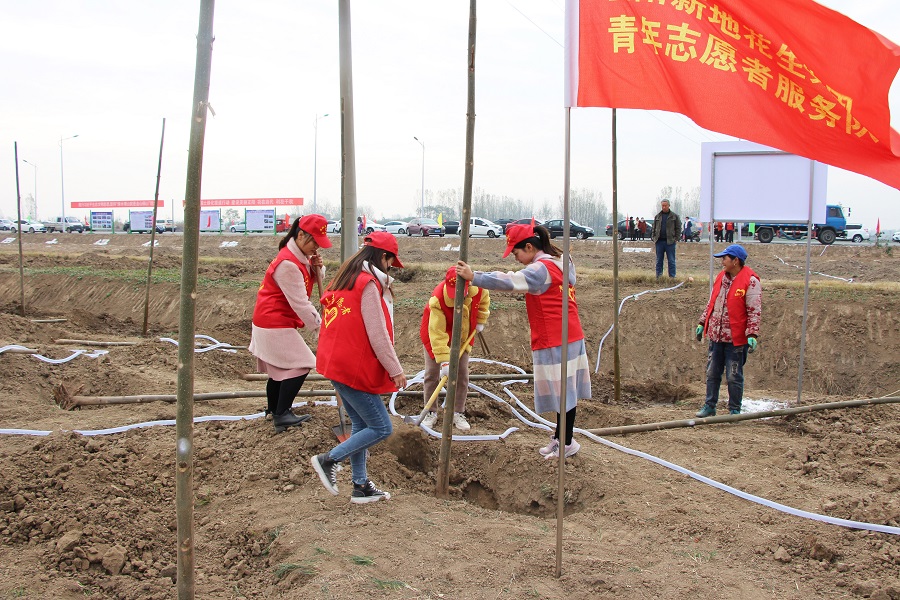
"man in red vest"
694,244,761,417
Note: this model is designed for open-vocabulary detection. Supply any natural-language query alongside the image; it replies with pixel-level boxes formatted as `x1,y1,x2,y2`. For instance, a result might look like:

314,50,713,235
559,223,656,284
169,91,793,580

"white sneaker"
545,439,581,459
538,437,559,456
452,412,471,431
420,412,438,429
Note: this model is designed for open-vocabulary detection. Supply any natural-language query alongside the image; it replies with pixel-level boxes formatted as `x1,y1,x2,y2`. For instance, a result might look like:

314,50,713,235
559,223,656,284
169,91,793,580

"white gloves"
475,324,484,333
439,362,449,378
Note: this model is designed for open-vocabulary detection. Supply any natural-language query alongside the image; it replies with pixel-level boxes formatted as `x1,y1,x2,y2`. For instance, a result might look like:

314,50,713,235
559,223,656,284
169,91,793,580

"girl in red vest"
419,266,491,431
456,224,591,459
249,214,331,433
312,232,407,504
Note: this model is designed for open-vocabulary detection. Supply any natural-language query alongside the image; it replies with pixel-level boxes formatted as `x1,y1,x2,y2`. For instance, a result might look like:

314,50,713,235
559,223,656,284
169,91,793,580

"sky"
1,0,899,230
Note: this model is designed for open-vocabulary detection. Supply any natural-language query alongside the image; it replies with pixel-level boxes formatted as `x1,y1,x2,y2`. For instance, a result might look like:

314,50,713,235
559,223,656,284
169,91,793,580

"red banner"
72,200,166,208
198,198,303,207
566,0,900,189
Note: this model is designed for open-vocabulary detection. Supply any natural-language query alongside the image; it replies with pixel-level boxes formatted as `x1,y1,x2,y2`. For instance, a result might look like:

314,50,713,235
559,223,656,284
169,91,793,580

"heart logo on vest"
323,306,338,327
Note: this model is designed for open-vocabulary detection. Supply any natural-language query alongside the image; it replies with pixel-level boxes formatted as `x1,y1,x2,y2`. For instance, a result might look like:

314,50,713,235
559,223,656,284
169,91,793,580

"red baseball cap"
297,214,332,248
364,231,404,268
503,224,535,258
444,265,469,297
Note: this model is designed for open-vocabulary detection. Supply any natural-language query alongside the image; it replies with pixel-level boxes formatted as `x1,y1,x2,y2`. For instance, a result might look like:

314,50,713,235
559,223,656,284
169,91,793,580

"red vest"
524,258,584,351
704,266,758,346
315,273,396,393
252,246,313,329
419,283,483,360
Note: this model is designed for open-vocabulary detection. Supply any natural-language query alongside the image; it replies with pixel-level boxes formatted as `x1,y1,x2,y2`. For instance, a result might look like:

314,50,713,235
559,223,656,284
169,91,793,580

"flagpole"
611,108,621,404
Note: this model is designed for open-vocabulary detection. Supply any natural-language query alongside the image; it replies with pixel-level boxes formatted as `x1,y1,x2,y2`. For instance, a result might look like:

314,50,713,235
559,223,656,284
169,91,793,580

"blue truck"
754,204,848,245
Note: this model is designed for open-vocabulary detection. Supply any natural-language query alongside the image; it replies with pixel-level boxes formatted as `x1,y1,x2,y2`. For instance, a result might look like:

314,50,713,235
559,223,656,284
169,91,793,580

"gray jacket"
652,210,682,244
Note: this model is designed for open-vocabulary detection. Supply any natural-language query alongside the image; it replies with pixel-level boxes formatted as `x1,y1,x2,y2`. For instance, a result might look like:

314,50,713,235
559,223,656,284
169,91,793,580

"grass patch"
274,562,316,579
349,555,375,566
372,578,406,590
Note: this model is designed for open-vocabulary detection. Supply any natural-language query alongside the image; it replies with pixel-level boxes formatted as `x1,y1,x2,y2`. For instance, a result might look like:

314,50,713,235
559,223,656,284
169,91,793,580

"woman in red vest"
456,224,591,459
312,232,407,504
249,214,331,433
419,266,491,431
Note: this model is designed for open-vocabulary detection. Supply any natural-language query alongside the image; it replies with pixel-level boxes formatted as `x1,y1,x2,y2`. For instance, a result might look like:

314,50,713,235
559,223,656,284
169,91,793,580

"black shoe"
729,409,741,415
273,411,311,433
311,453,339,495
350,480,391,504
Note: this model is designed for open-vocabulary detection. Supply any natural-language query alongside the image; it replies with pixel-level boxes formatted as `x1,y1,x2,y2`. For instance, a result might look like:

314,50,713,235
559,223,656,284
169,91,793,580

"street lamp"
413,136,425,217
313,114,329,212
22,160,37,217
59,134,79,224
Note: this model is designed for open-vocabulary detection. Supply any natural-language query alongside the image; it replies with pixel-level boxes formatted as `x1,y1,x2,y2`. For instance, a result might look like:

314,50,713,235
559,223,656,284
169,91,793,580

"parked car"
443,220,460,235
229,222,246,233
493,218,515,232
356,217,387,233
508,218,543,229
383,220,410,235
124,222,164,234
326,220,341,234
11,219,47,233
159,219,177,232
467,217,503,238
406,218,445,237
42,216,84,233
607,218,653,240
893,231,900,243
840,224,870,243
544,219,594,239
0,219,14,231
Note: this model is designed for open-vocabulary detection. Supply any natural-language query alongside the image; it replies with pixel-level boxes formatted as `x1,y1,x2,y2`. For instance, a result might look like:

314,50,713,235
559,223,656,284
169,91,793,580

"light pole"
413,136,425,217
59,134,79,224
22,160,37,217
313,114,329,212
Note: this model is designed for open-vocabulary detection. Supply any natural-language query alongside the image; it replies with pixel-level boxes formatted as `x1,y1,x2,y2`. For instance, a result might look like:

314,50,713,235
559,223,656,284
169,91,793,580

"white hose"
158,335,238,353
0,344,108,364
594,281,685,372
774,254,853,282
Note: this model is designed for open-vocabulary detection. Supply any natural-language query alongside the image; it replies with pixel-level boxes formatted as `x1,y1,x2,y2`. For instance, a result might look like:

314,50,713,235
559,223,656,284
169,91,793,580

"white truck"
42,216,85,233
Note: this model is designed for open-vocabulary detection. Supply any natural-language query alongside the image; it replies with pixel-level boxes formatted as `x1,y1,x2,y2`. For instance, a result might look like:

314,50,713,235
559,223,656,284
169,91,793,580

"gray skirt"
532,338,591,414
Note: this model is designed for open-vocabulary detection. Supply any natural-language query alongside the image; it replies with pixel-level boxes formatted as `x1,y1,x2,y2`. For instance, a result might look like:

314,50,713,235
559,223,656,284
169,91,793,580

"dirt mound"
0,234,898,598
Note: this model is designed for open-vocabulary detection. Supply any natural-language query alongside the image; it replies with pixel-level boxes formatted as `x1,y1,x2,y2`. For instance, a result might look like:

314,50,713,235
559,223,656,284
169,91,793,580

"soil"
0,232,898,599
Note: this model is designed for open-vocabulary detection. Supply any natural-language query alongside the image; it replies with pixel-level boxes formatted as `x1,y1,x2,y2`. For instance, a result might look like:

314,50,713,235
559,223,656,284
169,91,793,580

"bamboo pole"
143,117,166,337
587,396,900,437
611,109,620,406
54,387,476,410
54,339,138,347
241,372,533,382
31,318,68,323
437,0,477,499
177,3,215,598
14,142,25,317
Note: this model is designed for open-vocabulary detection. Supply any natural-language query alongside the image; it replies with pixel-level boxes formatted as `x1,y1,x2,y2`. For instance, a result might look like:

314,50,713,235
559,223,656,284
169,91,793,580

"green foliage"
372,578,406,590
349,555,375,566
274,562,316,579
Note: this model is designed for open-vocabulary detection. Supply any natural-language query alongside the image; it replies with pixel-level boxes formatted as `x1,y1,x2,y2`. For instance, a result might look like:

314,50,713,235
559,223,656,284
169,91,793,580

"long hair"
278,217,315,250
515,225,562,258
326,245,396,291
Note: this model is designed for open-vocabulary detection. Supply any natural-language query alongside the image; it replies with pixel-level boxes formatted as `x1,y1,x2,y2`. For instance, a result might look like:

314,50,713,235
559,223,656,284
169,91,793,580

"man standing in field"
651,199,682,278
694,244,761,417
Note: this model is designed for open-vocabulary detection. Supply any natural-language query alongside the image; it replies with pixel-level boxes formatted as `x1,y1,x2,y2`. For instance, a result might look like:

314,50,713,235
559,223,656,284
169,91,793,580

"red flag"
876,218,881,236
565,0,900,189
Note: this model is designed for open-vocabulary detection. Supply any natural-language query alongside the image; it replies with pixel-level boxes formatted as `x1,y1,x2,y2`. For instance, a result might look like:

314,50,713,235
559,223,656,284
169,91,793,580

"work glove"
695,325,703,342
747,337,758,353
439,362,449,378
475,324,485,333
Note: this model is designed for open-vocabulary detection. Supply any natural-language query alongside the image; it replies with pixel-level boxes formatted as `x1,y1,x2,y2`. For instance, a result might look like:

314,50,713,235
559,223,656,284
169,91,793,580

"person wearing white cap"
694,244,761,418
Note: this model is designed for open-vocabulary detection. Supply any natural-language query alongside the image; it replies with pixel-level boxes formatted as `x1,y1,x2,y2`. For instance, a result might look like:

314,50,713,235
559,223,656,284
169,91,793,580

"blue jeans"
327,381,393,485
655,241,676,277
703,341,748,412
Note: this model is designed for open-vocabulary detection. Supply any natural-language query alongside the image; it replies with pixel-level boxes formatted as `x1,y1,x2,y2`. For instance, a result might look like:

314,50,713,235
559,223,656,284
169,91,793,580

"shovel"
403,329,477,426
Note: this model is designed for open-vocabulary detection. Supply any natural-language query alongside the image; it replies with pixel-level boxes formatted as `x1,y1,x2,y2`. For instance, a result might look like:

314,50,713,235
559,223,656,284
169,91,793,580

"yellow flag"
437,212,443,226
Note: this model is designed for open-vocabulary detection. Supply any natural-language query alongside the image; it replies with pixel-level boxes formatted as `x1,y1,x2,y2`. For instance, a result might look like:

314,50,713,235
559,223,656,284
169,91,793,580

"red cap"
297,214,332,248
503,224,535,258
444,265,468,297
364,231,404,268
